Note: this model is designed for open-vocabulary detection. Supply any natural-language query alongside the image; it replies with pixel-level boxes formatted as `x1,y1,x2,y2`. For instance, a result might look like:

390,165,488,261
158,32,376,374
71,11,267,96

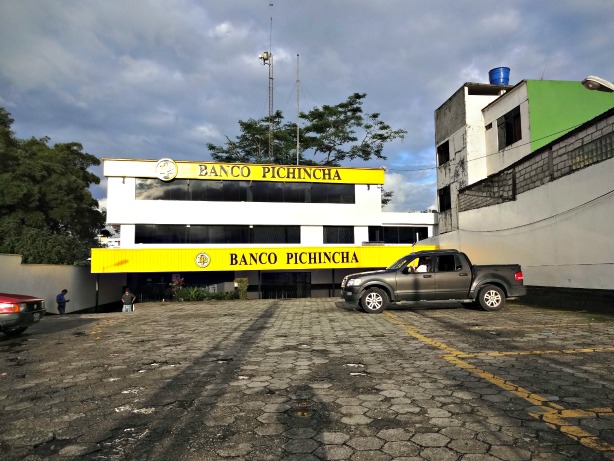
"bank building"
91,158,437,300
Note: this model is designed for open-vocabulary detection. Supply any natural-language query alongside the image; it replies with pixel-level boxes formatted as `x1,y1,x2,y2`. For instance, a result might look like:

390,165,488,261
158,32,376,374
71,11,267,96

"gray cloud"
1,0,613,211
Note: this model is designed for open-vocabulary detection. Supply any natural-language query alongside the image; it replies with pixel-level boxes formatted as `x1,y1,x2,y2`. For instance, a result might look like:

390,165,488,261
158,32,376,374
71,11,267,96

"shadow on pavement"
93,302,283,460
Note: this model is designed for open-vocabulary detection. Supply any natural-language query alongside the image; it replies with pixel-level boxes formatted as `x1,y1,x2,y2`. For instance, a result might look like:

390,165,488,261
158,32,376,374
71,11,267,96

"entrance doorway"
261,272,311,299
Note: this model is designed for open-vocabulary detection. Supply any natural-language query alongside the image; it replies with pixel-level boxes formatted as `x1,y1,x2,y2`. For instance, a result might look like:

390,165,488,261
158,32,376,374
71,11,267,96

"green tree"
0,108,105,264
207,93,407,166
381,188,393,209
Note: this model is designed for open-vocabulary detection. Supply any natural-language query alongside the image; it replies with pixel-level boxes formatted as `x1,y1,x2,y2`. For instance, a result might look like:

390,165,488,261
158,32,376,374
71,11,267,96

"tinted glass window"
368,226,428,244
188,225,209,243
397,227,414,244
252,226,300,244
205,182,224,201
337,184,355,204
285,182,311,203
252,182,285,202
135,224,154,243
137,179,355,204
223,181,249,202
189,180,209,201
436,255,456,272
324,226,354,244
368,226,383,242
207,226,227,243
135,225,299,244
138,224,188,243
136,179,189,200
310,183,328,203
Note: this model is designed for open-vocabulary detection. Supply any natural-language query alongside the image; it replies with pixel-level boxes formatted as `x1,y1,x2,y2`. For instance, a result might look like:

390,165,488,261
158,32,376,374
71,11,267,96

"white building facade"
92,159,438,300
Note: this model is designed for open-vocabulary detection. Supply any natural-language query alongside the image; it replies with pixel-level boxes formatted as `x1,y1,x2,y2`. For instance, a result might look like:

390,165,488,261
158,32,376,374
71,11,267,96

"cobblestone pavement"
1,299,614,460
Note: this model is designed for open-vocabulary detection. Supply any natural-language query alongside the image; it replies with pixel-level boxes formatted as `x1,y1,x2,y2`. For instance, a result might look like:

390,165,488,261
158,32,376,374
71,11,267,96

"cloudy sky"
1,1,613,212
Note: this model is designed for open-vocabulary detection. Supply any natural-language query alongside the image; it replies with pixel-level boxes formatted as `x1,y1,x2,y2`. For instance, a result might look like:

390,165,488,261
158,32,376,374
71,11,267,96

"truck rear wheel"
478,285,505,311
360,288,389,314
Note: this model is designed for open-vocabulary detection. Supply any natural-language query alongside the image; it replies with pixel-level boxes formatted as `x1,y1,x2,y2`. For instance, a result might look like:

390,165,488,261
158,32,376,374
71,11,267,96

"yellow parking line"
384,311,614,454
385,311,466,356
469,323,594,330
555,408,613,418
442,354,565,409
456,347,614,358
530,408,614,452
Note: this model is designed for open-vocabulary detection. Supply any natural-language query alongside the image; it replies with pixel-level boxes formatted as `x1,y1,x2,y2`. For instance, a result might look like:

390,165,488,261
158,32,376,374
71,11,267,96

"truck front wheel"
360,288,389,314
478,285,505,311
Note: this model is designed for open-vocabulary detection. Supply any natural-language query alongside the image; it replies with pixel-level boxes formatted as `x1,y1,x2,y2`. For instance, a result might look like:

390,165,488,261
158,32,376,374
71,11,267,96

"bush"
175,286,239,302
234,278,248,299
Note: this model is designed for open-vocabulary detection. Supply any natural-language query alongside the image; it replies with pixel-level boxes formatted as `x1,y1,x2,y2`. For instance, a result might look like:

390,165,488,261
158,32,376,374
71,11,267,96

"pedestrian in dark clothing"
122,289,137,312
56,289,69,315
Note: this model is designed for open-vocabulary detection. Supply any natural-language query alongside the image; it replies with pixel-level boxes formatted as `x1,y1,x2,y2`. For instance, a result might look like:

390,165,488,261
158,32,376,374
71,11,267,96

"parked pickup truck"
340,249,526,313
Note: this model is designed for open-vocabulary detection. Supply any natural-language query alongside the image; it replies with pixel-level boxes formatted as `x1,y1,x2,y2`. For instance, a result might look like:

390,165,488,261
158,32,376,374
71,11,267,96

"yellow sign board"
91,245,438,273
103,159,385,185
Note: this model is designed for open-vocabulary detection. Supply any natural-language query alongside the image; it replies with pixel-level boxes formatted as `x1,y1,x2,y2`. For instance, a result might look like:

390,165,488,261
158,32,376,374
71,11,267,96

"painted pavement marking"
384,311,614,455
468,322,595,330
456,347,614,358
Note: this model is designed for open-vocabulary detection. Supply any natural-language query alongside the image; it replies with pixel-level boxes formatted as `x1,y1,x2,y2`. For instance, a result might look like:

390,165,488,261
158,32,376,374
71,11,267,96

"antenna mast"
296,54,300,165
259,4,274,161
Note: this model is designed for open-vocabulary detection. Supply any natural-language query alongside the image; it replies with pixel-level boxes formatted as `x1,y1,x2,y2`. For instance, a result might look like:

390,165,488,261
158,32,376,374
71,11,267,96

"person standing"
121,289,137,312
56,289,70,315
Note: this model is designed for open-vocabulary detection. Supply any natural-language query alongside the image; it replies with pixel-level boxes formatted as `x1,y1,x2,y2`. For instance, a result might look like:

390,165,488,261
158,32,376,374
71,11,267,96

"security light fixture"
259,51,271,65
581,75,614,93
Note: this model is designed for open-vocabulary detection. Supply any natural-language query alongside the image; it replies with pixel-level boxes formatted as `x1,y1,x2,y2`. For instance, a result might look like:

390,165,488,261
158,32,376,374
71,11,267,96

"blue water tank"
489,67,510,85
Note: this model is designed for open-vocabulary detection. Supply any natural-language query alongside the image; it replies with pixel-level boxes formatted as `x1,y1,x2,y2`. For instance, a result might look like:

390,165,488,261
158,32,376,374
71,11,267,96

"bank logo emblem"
156,158,178,181
195,252,211,268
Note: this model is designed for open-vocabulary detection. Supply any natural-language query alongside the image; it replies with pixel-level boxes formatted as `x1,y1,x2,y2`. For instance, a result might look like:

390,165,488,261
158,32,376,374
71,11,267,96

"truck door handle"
459,273,469,277
423,275,433,278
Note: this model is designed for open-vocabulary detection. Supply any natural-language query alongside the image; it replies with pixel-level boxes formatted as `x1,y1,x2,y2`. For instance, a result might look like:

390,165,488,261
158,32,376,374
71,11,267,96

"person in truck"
413,257,430,273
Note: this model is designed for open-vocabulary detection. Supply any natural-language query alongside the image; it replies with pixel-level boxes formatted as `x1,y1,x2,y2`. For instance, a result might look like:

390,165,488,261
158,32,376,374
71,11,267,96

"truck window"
437,255,457,272
408,256,432,273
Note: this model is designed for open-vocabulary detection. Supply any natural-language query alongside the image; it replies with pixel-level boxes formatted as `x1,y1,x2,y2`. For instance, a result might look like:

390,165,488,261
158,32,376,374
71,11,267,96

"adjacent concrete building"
428,74,614,302
436,79,614,234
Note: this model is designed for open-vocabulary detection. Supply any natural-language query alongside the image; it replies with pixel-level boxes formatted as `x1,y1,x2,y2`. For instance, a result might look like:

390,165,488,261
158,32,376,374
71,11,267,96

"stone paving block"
411,431,450,447
1,299,614,460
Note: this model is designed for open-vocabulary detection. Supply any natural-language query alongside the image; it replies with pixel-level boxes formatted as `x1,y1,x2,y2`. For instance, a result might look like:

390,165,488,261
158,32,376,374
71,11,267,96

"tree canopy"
0,108,105,264
207,93,407,167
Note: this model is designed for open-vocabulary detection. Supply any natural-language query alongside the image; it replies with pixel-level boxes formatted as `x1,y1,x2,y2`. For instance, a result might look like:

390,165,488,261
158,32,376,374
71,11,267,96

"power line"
460,187,614,233
388,121,587,173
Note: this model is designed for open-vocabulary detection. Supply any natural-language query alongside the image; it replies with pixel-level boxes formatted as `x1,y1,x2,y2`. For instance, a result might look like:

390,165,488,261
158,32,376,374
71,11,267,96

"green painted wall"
526,80,614,151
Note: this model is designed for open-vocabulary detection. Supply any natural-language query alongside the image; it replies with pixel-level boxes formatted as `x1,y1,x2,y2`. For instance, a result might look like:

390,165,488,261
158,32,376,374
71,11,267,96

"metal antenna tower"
296,54,300,165
259,6,274,160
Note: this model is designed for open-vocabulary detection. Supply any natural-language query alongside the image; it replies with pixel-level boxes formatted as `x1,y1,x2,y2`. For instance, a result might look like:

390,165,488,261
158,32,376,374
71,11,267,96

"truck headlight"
346,278,362,287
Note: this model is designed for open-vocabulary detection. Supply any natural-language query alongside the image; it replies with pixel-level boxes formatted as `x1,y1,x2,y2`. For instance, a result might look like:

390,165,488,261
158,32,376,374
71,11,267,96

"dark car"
0,293,46,336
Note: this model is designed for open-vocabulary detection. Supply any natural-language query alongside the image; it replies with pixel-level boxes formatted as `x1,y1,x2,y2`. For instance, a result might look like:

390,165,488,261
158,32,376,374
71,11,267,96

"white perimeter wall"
423,155,614,290
0,254,126,314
